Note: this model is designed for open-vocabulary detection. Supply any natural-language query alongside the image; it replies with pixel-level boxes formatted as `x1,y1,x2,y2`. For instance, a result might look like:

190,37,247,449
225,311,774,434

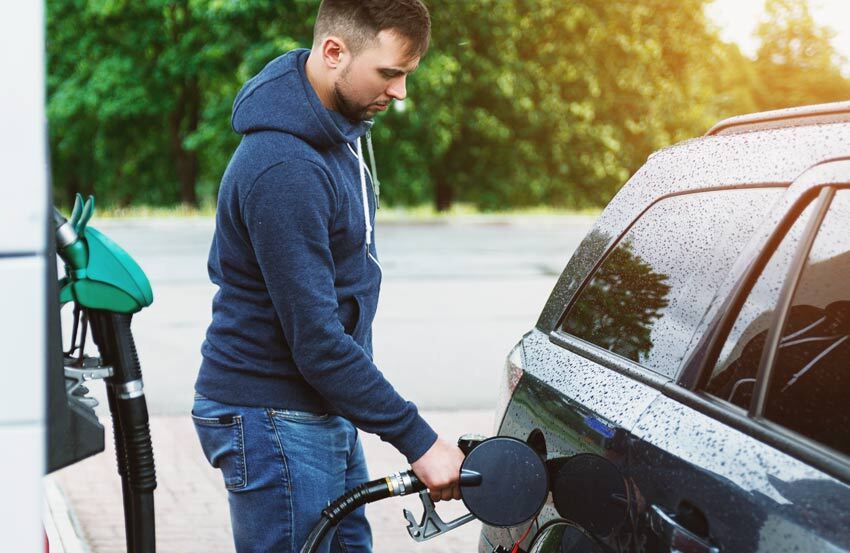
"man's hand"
410,438,465,502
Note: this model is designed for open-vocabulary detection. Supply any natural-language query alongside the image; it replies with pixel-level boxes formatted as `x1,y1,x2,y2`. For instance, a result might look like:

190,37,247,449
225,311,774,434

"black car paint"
483,123,850,553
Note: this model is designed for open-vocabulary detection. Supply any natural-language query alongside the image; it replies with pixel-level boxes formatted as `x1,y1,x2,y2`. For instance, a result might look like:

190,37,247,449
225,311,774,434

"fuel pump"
52,194,157,553
300,436,550,553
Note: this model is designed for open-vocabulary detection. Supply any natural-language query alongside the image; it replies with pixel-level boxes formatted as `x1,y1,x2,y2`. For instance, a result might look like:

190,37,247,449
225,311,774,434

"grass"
81,199,218,219
85,201,601,220
376,202,602,220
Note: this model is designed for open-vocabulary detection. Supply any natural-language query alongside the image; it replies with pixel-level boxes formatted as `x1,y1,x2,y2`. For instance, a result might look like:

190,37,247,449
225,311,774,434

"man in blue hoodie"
192,1,464,551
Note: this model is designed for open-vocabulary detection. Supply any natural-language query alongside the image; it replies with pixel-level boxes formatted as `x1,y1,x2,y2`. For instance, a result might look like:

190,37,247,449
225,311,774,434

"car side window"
764,190,850,456
705,202,817,408
559,188,782,378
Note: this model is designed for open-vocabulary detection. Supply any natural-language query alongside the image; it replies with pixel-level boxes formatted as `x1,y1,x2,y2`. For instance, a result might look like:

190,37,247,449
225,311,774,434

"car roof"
537,108,850,333
706,101,850,136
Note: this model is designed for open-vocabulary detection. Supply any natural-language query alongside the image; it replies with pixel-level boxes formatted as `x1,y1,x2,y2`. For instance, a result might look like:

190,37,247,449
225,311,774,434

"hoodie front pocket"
340,295,361,337
192,413,247,490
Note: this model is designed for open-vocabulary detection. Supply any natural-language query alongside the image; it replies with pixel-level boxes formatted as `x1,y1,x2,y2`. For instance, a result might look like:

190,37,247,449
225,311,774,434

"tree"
374,0,736,211
754,0,850,111
47,1,316,207
47,0,767,211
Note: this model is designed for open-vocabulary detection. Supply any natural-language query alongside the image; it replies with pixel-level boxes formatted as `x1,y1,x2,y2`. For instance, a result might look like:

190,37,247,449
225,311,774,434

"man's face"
333,30,420,121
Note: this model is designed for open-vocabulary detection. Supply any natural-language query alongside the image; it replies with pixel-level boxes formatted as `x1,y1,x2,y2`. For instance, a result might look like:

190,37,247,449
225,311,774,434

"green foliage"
47,0,850,211
753,0,850,111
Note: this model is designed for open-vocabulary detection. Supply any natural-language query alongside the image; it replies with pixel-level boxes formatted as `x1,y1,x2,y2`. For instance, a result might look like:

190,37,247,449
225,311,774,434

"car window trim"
553,183,788,333
549,330,673,390
661,384,850,484
750,186,835,417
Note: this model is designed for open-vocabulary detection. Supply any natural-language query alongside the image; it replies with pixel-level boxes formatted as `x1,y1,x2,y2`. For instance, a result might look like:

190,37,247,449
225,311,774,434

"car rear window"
559,188,782,378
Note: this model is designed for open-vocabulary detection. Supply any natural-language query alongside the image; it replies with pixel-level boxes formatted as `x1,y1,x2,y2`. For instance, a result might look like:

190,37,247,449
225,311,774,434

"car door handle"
649,504,720,553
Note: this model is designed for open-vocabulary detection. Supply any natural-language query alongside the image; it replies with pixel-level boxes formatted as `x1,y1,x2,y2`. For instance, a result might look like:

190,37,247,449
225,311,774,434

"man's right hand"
410,437,465,502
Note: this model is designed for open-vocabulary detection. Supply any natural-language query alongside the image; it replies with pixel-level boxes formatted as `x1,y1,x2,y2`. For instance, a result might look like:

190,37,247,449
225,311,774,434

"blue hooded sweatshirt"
195,49,437,463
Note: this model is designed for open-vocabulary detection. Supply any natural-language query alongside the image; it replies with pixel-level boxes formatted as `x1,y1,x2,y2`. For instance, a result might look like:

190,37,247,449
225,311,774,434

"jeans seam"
336,527,350,553
347,426,359,464
266,409,295,552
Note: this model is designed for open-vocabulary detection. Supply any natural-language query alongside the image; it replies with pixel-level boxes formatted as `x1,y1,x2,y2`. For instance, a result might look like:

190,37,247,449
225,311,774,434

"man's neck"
305,51,335,111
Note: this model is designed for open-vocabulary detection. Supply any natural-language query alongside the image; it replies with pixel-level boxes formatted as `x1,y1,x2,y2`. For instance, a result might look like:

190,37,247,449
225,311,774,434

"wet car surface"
481,102,850,553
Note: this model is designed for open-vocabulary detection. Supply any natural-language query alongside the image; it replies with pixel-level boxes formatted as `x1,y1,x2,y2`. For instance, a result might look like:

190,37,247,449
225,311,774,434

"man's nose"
387,76,407,101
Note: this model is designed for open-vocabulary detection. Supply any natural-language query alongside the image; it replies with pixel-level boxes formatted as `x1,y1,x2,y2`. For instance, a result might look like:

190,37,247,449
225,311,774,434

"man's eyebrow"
379,63,419,76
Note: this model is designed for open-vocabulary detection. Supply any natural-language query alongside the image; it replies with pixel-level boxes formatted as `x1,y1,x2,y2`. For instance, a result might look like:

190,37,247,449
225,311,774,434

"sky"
706,0,850,71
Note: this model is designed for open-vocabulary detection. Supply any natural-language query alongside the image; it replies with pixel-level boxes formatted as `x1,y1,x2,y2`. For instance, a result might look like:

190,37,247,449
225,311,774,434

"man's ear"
320,36,348,70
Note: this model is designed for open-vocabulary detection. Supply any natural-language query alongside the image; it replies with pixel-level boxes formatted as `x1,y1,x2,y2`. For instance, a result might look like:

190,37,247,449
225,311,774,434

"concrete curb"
44,478,91,553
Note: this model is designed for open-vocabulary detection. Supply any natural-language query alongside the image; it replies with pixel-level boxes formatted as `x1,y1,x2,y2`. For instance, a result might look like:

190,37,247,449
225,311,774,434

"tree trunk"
168,76,200,207
435,176,453,212
167,3,200,207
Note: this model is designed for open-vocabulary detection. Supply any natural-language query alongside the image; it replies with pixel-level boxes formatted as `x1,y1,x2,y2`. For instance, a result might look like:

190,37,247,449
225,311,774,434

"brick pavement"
49,410,494,553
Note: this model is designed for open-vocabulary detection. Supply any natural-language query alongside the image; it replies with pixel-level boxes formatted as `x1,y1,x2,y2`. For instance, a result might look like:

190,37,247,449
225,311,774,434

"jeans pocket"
192,413,248,490
270,409,331,424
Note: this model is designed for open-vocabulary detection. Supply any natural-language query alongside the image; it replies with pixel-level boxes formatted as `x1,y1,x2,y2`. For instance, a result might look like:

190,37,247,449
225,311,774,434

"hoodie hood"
231,48,370,149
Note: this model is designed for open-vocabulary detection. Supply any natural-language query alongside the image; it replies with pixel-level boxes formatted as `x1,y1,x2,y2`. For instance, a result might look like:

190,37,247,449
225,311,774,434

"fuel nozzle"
53,200,89,272
300,435,548,553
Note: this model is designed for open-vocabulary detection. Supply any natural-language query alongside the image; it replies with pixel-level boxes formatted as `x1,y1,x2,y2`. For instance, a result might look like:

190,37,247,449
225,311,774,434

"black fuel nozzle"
301,434,548,553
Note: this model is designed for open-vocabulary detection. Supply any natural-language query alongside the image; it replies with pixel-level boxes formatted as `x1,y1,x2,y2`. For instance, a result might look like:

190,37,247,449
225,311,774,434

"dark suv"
481,102,850,553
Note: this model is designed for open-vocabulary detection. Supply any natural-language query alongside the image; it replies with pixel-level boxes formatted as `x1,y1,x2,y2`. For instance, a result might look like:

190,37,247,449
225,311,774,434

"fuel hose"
300,471,425,553
89,310,157,553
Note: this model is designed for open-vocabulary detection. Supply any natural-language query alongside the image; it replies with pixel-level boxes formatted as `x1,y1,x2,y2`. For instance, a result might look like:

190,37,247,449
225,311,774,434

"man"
192,1,464,552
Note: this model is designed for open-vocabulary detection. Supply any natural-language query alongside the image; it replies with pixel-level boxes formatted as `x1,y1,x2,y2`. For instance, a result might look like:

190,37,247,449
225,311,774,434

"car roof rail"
706,101,850,136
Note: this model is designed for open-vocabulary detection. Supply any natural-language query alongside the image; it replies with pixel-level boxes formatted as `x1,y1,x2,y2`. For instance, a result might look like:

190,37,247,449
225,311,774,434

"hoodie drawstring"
365,130,380,209
356,137,373,249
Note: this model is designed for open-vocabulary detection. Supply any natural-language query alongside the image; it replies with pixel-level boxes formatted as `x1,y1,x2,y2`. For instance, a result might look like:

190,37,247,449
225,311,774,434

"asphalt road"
69,215,595,417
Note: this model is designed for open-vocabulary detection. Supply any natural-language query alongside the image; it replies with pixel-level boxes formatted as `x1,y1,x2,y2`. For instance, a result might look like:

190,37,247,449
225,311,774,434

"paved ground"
50,410,493,553
50,215,596,552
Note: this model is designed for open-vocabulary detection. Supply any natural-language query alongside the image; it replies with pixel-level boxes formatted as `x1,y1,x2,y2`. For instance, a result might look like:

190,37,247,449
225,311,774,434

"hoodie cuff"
392,413,439,464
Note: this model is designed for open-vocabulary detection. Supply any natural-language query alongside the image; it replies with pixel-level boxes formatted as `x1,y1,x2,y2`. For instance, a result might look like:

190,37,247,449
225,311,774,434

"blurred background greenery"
46,0,850,212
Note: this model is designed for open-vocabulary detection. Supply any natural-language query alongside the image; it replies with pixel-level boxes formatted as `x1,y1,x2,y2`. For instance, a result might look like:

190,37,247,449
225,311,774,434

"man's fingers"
440,487,453,502
430,489,441,502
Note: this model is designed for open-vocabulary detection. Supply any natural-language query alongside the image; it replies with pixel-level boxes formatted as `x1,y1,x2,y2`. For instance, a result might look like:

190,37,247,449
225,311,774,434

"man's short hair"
313,0,431,59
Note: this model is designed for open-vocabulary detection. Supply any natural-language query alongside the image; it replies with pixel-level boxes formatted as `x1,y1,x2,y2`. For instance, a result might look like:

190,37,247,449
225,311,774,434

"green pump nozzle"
54,195,153,313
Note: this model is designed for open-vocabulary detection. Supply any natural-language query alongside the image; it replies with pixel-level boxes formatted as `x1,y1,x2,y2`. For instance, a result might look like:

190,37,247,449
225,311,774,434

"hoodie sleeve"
243,159,438,463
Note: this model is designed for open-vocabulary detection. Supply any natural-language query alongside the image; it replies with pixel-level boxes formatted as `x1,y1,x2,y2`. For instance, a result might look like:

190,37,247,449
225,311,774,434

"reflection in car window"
561,189,782,377
705,201,816,408
765,190,850,456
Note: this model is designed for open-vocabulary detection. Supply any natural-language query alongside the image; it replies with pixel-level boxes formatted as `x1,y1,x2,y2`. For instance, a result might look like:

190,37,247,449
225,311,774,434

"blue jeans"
191,393,372,553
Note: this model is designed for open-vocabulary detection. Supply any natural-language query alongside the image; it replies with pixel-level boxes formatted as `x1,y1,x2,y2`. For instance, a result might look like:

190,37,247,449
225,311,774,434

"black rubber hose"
131,493,156,553
89,310,157,553
300,471,425,553
105,384,134,553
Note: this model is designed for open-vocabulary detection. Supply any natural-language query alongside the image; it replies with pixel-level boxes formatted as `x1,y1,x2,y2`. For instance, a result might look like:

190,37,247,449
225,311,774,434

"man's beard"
333,67,374,122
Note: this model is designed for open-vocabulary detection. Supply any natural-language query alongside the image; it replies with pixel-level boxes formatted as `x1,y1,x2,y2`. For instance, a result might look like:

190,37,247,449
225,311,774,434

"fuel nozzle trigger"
403,469,481,542
402,435,548,544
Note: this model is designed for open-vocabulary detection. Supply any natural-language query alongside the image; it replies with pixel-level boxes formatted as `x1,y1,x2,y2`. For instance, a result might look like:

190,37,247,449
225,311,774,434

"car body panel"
485,115,850,553
631,394,850,553
481,329,663,551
